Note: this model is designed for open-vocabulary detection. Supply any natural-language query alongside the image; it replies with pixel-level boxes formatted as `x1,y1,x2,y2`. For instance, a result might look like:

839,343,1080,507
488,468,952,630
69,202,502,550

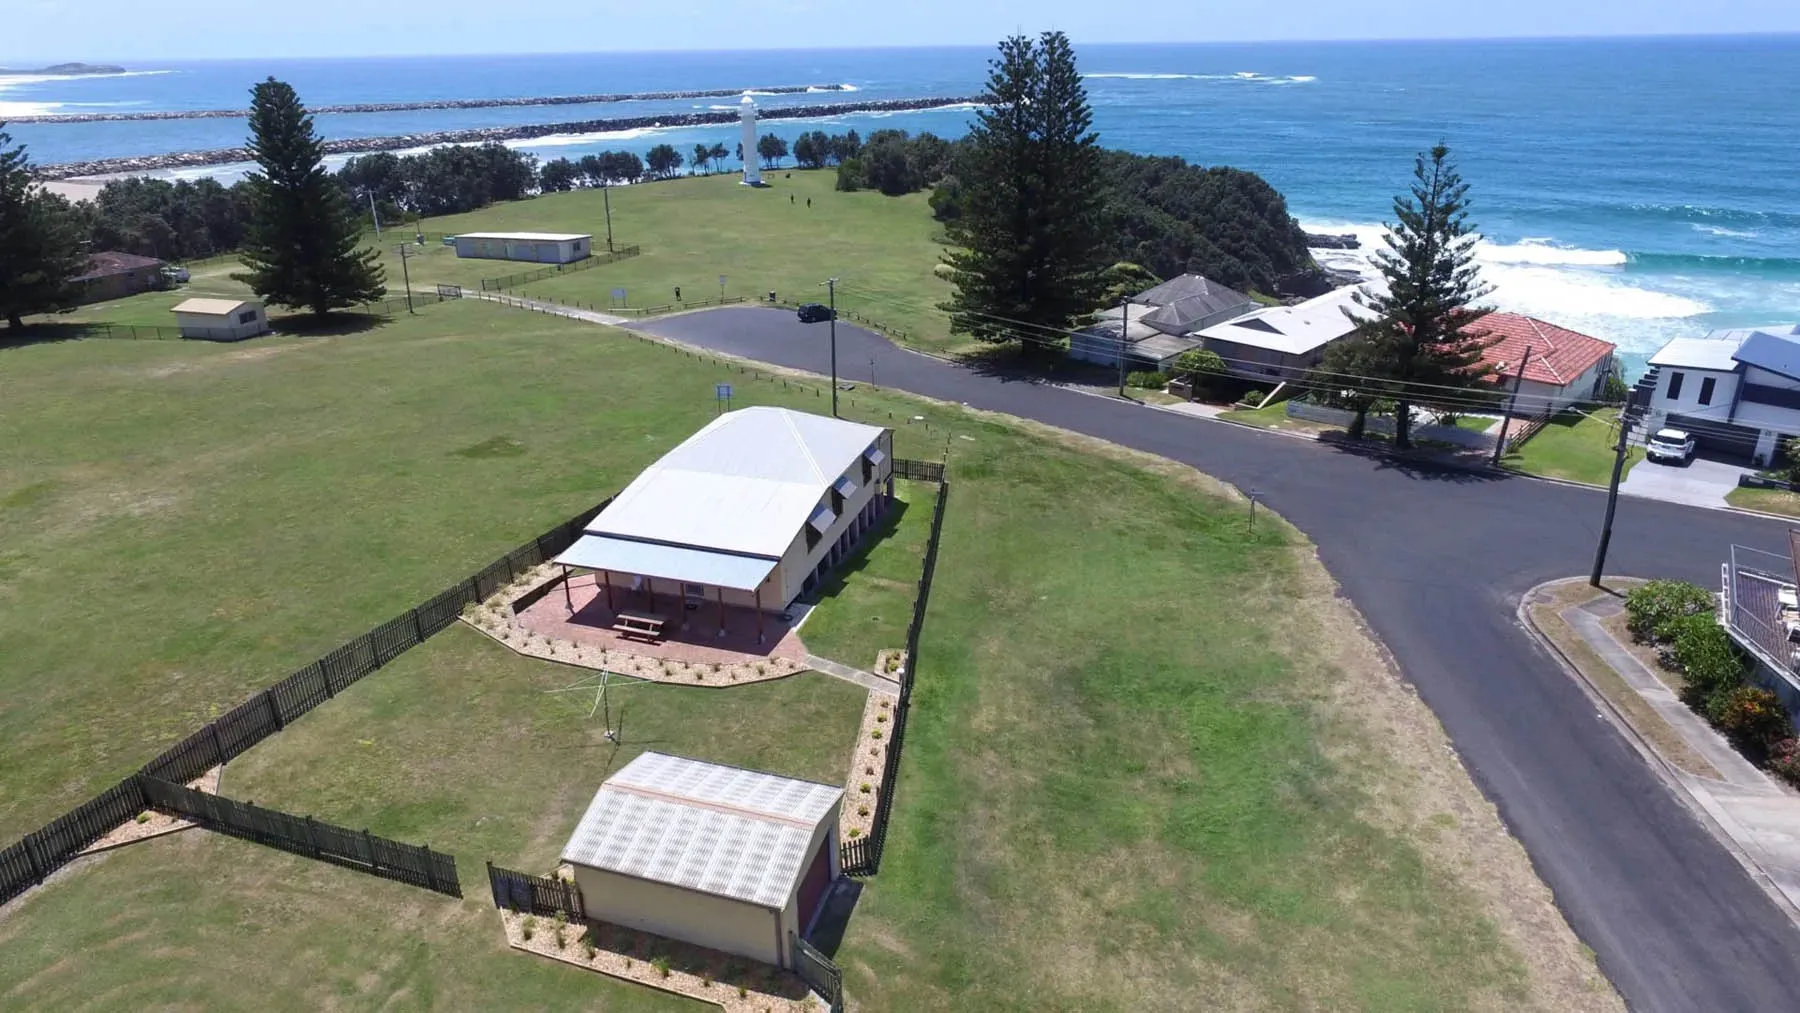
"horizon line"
11,29,1799,66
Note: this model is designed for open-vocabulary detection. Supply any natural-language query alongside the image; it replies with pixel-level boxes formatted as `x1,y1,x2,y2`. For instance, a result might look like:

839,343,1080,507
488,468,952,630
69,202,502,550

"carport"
1666,413,1761,462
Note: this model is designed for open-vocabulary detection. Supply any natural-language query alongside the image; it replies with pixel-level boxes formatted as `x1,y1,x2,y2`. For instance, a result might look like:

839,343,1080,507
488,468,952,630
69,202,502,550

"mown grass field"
1500,407,1641,486
0,302,1613,1010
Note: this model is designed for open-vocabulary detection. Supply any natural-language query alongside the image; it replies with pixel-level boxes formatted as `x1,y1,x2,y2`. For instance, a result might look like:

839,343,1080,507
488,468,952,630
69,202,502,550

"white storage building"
169,297,269,341
556,406,895,627
561,752,844,968
452,232,592,264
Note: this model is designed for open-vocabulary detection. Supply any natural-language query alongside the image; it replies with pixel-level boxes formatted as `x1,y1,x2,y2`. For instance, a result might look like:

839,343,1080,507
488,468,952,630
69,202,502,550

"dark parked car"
797,302,835,323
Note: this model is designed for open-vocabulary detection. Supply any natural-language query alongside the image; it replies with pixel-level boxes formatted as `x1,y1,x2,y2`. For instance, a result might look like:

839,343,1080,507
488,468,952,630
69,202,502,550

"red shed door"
795,841,833,935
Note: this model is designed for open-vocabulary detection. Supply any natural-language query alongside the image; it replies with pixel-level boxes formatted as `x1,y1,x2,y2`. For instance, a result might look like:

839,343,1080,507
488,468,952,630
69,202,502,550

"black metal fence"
477,244,642,292
487,861,584,918
0,496,611,911
0,775,148,906
891,458,946,483
792,933,845,1013
840,472,949,877
140,775,460,897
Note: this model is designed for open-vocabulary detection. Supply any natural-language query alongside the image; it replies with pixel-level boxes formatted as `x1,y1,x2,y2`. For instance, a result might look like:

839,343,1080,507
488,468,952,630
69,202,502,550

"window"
830,488,844,515
861,456,873,484
237,310,257,324
1666,371,1684,400
805,525,820,550
1698,377,1716,406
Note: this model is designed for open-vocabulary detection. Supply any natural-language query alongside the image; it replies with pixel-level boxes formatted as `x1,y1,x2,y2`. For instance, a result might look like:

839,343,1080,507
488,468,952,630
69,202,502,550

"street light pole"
396,244,415,314
1590,404,1640,586
825,277,839,418
1116,296,1129,398
1490,344,1532,465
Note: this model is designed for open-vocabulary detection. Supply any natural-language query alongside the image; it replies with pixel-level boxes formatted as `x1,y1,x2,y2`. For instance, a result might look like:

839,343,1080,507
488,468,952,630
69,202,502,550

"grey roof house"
1067,273,1258,370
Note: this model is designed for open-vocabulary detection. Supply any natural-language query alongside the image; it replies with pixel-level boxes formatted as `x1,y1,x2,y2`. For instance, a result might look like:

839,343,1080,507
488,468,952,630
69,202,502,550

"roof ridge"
604,781,817,830
1525,317,1568,384
775,407,826,483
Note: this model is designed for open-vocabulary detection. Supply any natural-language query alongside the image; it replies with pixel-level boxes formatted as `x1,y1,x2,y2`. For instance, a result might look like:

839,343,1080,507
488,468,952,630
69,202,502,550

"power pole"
825,277,840,418
1490,344,1532,465
368,192,381,236
1116,296,1129,397
396,244,415,314
602,183,614,252
1590,404,1640,587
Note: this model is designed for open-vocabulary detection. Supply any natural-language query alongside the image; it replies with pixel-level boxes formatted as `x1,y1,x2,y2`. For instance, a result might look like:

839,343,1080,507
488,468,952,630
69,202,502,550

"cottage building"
451,232,591,263
560,752,843,968
1067,273,1257,371
169,297,268,340
1473,313,1617,416
1196,286,1373,382
556,407,894,632
72,251,166,304
1642,324,1800,464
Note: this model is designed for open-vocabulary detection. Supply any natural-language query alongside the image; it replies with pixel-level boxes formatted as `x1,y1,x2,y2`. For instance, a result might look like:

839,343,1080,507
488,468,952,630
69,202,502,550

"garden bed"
840,690,897,843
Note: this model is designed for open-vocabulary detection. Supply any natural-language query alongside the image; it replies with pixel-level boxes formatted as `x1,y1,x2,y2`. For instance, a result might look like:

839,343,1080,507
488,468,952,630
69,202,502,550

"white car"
1645,427,1696,464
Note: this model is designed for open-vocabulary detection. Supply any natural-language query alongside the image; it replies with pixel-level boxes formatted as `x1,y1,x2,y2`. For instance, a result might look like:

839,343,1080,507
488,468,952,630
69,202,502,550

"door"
795,839,833,937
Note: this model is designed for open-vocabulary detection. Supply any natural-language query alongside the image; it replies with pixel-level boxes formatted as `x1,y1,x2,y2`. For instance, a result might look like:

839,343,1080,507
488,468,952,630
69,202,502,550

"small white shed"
452,232,592,264
170,298,269,341
561,752,843,968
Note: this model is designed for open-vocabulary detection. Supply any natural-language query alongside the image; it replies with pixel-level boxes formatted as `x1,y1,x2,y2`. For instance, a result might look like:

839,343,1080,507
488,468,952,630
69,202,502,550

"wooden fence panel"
270,664,330,724
486,862,582,918
215,695,278,759
369,613,419,665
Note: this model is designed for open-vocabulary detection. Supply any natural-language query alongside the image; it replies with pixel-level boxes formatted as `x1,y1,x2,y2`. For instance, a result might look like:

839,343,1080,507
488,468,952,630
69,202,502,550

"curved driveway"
640,307,1800,1011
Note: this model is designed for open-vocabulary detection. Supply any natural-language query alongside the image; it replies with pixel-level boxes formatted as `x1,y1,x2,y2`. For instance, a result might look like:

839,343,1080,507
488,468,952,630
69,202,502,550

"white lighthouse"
739,94,761,186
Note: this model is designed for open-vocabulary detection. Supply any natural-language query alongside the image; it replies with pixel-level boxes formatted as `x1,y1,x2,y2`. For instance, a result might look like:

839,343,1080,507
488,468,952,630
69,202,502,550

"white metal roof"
171,297,255,316
561,752,842,908
1648,336,1743,371
555,535,778,591
454,231,590,242
1197,286,1373,355
589,406,886,558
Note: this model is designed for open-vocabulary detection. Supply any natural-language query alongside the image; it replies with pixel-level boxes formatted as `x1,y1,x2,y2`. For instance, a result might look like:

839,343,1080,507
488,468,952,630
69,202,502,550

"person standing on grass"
674,286,681,302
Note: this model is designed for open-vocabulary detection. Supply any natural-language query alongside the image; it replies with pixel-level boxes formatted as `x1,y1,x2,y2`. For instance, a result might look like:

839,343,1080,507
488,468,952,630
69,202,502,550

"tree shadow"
802,497,914,607
269,312,389,337
956,343,1112,385
0,322,112,350
1319,431,1513,484
805,877,864,957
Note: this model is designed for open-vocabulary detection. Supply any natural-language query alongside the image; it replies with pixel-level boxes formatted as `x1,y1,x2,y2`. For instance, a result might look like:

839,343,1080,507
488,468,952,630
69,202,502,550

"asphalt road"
641,306,1800,1012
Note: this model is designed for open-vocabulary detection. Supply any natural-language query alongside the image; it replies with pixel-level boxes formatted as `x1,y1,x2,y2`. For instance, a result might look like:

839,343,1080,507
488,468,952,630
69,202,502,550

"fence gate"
791,933,844,1012
436,283,463,299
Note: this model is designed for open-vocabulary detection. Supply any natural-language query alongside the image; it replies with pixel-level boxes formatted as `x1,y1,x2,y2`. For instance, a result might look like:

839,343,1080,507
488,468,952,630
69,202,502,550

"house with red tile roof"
1474,313,1617,416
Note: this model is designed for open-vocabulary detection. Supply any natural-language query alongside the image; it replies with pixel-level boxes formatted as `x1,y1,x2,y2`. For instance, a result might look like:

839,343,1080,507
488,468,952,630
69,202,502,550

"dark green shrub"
1715,686,1791,757
652,955,671,978
1671,615,1747,708
1240,389,1266,406
1126,370,1170,389
1625,580,1715,643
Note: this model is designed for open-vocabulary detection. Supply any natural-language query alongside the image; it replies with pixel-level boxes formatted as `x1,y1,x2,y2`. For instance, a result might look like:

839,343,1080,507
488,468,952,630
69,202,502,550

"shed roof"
1140,290,1255,334
171,297,255,316
1472,313,1615,388
455,231,591,242
587,407,886,558
1197,286,1372,356
562,752,842,908
74,251,163,280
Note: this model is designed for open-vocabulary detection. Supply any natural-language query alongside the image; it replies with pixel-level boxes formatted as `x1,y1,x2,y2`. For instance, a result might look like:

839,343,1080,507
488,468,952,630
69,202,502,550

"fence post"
365,829,381,872
264,689,284,730
209,722,227,767
412,607,426,643
422,844,439,893
304,815,320,857
486,860,497,908
22,833,45,885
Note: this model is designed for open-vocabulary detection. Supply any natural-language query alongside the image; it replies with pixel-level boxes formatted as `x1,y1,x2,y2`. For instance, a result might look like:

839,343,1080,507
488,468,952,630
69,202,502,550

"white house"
561,751,843,968
1472,313,1617,416
1196,285,1373,382
169,297,268,341
555,406,894,621
451,232,591,264
1643,325,1800,464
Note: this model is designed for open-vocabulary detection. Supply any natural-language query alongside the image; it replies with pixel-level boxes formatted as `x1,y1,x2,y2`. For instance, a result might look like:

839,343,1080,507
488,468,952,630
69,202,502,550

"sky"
5,0,1799,62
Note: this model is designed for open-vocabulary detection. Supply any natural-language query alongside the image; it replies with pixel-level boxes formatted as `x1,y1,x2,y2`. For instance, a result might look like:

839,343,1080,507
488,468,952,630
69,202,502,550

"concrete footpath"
1563,597,1800,920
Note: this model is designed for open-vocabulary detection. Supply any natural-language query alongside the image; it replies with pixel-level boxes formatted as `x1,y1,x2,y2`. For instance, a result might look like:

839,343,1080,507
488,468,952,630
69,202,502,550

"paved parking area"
1620,454,1754,509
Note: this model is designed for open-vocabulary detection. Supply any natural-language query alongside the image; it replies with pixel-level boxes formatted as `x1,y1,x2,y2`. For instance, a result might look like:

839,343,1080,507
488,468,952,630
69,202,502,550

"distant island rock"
0,62,127,75
1304,232,1361,250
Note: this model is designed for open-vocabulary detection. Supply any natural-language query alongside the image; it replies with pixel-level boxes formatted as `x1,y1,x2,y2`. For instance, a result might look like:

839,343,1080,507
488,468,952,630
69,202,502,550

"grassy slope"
1500,408,1641,486
0,300,938,838
0,304,1603,1010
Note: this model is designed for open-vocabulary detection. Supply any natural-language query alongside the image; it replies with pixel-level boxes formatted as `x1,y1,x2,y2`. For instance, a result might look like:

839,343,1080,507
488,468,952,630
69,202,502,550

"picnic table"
612,610,667,641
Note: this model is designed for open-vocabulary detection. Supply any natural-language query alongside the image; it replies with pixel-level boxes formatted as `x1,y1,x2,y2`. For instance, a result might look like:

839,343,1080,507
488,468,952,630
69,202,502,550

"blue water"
6,38,1798,370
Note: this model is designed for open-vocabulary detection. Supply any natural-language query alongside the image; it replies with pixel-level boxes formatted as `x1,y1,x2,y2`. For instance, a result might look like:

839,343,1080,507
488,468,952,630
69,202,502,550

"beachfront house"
72,251,166,304
1473,313,1617,416
560,751,844,969
451,231,592,264
170,297,269,341
1067,273,1258,371
554,406,895,640
1195,286,1372,383
1641,324,1800,464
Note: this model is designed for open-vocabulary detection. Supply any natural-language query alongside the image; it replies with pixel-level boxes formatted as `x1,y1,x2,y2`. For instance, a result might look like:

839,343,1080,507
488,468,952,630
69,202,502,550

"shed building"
556,406,894,637
561,752,844,968
169,297,268,340
452,231,592,264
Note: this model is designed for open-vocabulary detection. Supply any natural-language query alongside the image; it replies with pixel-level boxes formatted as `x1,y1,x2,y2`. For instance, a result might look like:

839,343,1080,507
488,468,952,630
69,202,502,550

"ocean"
5,37,1797,374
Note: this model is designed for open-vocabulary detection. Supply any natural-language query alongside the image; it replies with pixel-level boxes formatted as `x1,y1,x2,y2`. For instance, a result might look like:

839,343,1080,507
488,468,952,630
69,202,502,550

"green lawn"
0,300,940,839
1726,486,1800,517
797,478,936,672
0,302,1607,1010
1500,407,1640,486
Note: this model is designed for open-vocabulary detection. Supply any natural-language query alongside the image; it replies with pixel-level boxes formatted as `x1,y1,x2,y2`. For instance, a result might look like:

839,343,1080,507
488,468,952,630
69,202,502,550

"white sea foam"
1084,70,1314,84
1692,223,1761,239
1083,72,1208,80
0,68,172,91
1300,219,1712,354
506,127,664,148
